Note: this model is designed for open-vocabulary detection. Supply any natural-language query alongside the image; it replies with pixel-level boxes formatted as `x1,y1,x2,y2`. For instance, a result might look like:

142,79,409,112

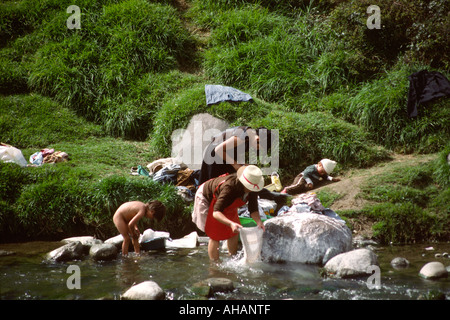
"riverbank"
0,149,448,245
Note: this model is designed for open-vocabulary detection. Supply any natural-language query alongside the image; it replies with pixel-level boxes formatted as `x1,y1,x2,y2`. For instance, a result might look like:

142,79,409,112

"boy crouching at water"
113,200,166,256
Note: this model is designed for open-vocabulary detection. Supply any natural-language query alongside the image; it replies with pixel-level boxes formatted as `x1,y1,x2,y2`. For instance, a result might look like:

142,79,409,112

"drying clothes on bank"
205,84,253,106
29,148,68,166
277,192,345,223
0,143,27,167
407,70,450,117
133,159,201,193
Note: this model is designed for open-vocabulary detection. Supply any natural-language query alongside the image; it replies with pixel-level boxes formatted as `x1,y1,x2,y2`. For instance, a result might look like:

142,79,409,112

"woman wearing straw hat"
192,165,265,261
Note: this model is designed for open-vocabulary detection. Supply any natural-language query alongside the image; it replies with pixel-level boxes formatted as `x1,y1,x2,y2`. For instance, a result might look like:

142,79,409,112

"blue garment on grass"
205,84,253,106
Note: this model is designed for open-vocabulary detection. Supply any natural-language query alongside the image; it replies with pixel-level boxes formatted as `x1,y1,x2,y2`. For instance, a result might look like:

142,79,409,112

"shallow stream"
0,241,449,300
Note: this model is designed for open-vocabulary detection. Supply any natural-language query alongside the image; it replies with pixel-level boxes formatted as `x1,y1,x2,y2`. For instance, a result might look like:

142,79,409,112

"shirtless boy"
113,200,166,256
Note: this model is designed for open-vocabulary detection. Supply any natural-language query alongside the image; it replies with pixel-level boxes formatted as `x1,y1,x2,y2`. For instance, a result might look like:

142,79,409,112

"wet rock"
89,243,118,261
121,281,165,300
0,250,15,257
46,241,85,262
192,278,235,297
261,212,352,264
104,234,124,250
62,236,103,254
391,257,410,269
419,262,448,279
324,248,379,278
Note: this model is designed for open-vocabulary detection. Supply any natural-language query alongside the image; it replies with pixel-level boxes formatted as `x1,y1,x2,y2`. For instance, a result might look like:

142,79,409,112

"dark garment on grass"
407,70,450,117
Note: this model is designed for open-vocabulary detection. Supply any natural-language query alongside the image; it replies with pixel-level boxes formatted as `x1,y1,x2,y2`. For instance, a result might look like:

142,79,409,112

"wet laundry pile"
130,157,201,202
29,148,69,166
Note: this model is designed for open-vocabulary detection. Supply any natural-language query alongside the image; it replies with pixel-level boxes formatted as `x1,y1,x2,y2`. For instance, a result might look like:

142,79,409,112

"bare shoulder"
115,201,146,219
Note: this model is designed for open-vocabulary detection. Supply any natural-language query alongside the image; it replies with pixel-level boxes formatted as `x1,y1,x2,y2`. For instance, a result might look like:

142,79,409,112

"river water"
0,241,449,300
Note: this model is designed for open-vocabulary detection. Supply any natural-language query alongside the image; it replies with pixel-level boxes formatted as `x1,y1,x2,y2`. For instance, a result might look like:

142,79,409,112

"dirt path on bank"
315,153,437,212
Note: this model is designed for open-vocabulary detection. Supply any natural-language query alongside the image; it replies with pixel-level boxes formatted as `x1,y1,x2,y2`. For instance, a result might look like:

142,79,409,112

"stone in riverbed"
46,241,85,262
191,278,235,297
419,262,448,279
89,243,118,261
121,281,165,300
390,257,410,269
324,248,379,278
261,212,352,264
62,236,103,254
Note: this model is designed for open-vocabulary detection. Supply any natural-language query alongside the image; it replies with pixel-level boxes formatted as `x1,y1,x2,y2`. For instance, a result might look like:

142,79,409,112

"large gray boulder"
46,241,85,262
121,281,165,300
324,248,379,278
261,212,352,264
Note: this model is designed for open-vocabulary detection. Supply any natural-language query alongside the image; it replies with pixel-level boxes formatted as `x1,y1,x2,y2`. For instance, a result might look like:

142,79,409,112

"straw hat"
320,159,337,174
237,165,264,191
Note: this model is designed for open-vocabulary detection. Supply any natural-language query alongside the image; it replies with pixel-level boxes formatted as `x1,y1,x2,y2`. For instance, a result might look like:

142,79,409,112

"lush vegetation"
0,0,449,243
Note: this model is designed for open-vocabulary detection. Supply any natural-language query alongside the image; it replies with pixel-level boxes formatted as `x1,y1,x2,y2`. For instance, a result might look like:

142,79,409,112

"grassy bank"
0,0,449,243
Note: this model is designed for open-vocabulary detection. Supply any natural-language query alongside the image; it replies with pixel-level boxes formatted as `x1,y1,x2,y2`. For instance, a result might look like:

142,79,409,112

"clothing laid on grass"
407,70,450,118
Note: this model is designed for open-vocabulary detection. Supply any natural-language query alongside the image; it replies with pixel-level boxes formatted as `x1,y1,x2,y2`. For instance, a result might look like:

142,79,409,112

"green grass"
0,0,449,242
358,157,449,244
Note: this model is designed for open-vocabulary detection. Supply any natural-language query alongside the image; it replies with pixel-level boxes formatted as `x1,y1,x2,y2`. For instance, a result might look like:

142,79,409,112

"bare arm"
250,211,265,231
128,207,146,237
214,136,244,170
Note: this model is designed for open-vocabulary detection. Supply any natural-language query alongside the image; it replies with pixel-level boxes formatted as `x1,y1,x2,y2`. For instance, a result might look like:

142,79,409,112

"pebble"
390,257,410,268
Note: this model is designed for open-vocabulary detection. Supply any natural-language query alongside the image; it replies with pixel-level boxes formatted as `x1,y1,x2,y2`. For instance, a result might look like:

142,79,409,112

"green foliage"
203,7,351,103
364,202,437,244
0,94,103,148
0,0,449,242
360,157,449,243
24,0,195,139
343,63,449,153
433,143,450,188
250,110,389,178
0,161,192,241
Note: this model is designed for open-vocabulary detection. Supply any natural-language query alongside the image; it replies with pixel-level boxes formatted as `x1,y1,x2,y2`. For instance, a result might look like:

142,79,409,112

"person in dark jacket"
281,159,340,195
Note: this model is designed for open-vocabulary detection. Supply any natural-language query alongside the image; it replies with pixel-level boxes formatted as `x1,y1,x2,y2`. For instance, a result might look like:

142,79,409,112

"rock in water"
122,281,165,300
324,248,379,278
419,262,448,279
261,212,352,264
89,243,118,261
46,241,85,262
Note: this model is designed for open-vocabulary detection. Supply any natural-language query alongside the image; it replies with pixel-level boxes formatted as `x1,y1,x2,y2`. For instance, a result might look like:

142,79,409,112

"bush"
249,110,389,178
327,0,450,78
0,160,194,240
149,83,271,158
203,9,351,103
0,94,103,148
27,0,194,138
433,143,450,188
365,202,437,244
343,63,450,153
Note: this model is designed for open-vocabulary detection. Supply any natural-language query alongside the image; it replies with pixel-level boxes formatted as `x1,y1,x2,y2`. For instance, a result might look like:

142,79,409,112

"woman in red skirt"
192,165,265,261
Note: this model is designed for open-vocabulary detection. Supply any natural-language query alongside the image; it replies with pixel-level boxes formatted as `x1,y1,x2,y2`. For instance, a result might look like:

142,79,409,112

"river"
0,241,449,300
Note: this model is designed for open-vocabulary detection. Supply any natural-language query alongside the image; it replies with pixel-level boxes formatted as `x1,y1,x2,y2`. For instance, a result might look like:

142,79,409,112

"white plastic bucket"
240,227,263,263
